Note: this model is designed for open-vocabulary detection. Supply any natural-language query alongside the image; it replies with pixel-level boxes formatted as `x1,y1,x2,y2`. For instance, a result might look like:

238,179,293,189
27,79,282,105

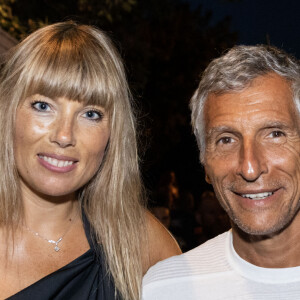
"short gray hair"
190,45,300,163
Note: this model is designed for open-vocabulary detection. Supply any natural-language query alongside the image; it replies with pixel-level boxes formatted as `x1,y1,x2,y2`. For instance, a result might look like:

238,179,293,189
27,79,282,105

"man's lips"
228,188,283,209
233,189,280,201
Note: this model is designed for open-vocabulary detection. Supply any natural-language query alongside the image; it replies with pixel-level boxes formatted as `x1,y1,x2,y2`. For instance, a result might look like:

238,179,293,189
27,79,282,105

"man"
142,45,300,299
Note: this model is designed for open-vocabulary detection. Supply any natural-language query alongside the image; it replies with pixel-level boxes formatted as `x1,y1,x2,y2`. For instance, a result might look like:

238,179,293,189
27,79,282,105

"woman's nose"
50,116,76,148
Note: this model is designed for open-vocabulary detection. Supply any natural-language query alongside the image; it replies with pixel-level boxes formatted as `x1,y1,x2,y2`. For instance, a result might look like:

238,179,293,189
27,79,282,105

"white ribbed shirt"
142,230,300,299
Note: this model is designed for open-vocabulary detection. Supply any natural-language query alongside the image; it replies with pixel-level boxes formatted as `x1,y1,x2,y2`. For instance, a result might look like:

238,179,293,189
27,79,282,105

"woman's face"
14,94,110,198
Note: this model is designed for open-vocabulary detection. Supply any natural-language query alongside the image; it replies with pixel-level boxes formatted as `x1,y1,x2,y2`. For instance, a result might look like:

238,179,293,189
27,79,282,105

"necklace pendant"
24,211,77,254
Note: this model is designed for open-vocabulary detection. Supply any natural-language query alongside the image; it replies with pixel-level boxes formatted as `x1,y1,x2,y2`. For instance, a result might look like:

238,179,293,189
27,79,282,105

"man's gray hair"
190,45,300,163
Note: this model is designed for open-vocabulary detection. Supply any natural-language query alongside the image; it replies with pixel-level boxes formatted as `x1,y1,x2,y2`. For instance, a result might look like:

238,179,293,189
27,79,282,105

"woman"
0,22,181,299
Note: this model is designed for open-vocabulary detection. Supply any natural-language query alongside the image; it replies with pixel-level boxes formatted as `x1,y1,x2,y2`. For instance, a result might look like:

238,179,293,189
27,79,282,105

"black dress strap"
7,212,119,300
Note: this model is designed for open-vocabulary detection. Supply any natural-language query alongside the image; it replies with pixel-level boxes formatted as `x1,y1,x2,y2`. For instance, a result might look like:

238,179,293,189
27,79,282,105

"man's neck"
232,214,300,268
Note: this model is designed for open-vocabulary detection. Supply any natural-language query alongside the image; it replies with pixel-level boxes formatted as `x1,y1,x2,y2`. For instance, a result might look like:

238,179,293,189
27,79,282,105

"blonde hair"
0,21,146,299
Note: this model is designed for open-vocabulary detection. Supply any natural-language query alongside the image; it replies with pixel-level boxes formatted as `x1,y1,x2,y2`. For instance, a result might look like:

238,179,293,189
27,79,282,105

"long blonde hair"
0,21,146,299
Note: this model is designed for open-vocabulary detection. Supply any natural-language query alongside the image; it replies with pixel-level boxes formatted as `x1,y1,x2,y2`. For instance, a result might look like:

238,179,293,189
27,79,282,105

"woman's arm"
142,210,182,274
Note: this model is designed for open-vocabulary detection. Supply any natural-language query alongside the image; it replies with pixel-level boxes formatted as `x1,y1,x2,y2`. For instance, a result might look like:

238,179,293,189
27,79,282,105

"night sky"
188,0,300,58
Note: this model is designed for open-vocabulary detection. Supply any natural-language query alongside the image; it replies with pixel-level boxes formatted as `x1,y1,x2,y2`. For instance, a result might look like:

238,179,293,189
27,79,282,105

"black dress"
8,214,119,300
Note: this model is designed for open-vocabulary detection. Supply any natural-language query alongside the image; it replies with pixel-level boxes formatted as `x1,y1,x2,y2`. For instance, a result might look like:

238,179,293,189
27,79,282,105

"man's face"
203,73,300,235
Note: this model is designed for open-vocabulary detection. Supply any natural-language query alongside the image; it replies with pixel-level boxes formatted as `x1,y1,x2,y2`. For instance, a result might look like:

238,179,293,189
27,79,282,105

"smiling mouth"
241,192,274,200
38,155,76,168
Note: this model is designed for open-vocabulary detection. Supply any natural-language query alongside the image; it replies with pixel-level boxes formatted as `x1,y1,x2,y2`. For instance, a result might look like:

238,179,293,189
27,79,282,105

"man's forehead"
203,74,295,128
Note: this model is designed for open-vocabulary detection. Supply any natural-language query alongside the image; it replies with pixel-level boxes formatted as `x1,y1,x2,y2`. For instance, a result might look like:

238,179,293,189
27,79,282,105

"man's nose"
50,116,76,148
236,139,268,181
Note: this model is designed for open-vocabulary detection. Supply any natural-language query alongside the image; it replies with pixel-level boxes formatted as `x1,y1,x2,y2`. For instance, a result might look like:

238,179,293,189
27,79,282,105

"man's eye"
218,137,233,144
270,131,285,138
31,101,51,111
83,110,103,121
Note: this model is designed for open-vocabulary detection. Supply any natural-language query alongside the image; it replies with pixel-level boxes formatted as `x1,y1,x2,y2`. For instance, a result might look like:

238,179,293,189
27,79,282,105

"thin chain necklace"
24,212,78,252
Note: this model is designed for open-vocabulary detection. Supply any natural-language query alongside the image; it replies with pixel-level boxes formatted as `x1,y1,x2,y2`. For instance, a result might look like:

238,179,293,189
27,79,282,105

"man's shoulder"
143,231,231,287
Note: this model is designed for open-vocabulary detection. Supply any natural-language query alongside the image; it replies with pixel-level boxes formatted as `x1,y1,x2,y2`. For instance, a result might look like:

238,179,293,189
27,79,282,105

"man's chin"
231,219,291,240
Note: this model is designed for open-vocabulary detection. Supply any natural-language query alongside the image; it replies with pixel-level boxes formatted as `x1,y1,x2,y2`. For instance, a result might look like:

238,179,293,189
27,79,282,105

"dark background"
1,0,299,203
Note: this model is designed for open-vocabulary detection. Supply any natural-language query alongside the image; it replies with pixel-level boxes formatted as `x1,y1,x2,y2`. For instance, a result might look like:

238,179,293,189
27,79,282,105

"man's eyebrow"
206,126,238,140
260,121,291,130
206,122,292,140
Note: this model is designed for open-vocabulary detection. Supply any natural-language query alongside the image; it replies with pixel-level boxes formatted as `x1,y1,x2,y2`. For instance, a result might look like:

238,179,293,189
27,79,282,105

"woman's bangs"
20,37,115,111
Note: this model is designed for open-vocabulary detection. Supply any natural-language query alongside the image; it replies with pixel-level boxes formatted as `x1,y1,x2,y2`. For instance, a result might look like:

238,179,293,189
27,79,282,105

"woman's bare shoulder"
142,210,182,274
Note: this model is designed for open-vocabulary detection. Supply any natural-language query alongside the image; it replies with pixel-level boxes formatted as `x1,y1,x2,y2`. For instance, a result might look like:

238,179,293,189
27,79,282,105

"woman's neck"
20,180,80,235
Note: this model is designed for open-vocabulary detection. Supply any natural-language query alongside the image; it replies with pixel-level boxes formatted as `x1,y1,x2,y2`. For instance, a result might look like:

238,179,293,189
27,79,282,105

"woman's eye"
31,101,51,112
83,110,103,121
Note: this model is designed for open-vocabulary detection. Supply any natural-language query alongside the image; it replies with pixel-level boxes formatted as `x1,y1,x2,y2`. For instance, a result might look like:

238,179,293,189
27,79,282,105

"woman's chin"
20,179,79,201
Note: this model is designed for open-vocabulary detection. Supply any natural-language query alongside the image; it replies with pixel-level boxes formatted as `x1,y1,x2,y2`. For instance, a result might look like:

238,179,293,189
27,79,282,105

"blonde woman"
0,22,181,300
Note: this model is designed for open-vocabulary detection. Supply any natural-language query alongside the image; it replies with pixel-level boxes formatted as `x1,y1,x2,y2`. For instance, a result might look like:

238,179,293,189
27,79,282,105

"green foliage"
0,0,137,39
0,0,24,38
77,0,136,22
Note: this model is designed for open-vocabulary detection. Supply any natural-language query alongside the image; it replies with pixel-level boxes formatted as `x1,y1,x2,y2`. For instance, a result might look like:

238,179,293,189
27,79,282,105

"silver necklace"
24,213,77,252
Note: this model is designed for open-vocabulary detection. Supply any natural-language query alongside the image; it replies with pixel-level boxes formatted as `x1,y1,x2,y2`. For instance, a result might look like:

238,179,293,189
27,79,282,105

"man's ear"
205,172,211,184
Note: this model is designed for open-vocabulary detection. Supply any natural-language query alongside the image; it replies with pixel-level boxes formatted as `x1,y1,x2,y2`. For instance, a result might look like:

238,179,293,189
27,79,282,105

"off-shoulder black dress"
8,214,119,300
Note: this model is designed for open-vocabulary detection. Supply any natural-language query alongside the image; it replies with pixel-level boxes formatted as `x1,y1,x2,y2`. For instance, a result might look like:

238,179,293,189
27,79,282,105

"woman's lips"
37,153,78,173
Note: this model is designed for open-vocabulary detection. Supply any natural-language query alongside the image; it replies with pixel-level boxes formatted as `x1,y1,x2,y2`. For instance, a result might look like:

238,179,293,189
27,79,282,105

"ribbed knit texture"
143,231,300,300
